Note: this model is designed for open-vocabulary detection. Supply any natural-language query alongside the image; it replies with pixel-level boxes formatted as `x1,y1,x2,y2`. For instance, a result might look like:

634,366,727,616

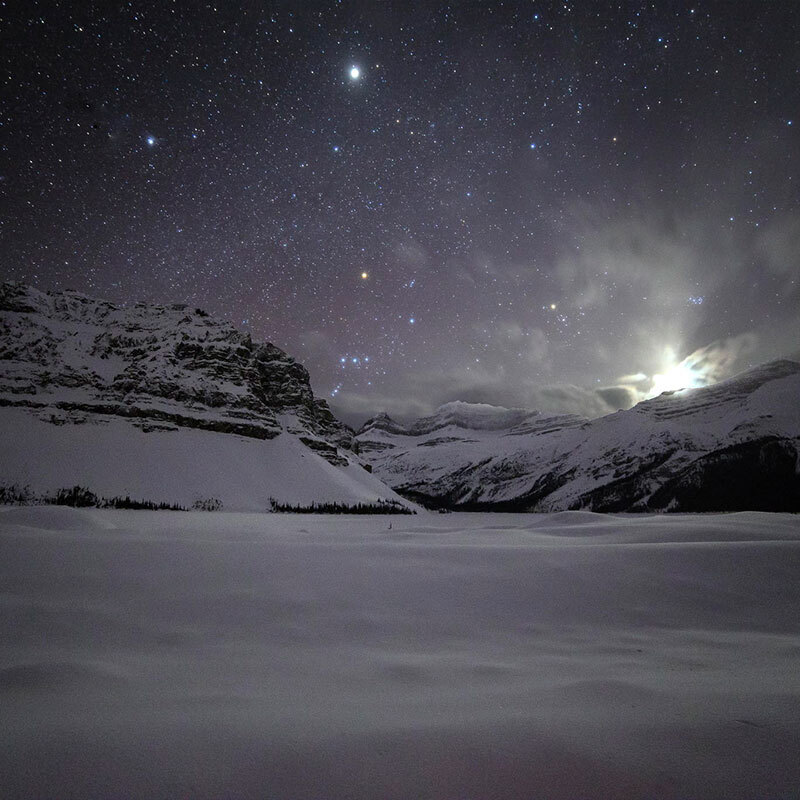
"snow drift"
1,509,799,798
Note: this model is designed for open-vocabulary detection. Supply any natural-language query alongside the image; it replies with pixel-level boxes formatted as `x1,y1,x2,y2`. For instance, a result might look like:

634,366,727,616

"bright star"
361,271,369,280
350,66,360,79
146,136,155,146
409,317,415,324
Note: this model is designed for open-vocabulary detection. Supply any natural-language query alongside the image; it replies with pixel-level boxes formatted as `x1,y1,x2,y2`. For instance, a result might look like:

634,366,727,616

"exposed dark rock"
646,437,800,512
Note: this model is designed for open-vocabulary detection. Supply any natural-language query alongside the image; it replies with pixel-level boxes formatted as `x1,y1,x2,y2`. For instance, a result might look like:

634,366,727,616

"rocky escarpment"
355,361,800,512
0,282,353,463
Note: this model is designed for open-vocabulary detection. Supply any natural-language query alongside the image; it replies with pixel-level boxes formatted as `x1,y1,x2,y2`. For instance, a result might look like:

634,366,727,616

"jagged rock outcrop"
0,281,353,462
355,361,800,512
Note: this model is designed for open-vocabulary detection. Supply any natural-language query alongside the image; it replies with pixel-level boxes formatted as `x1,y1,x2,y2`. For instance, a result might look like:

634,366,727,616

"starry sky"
3,1,799,425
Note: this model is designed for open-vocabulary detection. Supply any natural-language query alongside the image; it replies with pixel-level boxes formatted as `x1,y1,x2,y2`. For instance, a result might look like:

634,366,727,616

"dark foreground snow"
2,507,799,799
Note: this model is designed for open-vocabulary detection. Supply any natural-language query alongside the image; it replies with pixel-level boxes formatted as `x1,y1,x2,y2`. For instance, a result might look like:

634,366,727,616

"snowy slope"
0,408,405,511
2,508,799,799
355,360,800,511
0,283,407,510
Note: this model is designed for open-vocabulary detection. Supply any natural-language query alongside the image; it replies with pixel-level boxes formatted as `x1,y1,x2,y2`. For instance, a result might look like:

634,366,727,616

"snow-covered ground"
2,507,799,799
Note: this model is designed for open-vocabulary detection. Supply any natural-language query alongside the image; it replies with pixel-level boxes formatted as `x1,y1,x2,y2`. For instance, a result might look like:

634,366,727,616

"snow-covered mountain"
3,282,797,513
0,282,407,511
355,361,800,512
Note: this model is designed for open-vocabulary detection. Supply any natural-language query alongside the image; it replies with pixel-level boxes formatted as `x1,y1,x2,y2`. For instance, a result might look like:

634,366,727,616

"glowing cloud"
647,347,708,397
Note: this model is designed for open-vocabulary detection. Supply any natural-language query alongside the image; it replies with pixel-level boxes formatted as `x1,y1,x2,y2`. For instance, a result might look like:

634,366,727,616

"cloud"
680,333,758,384
596,385,640,410
529,384,637,418
474,322,550,367
330,391,432,429
554,206,704,315
333,359,641,428
333,194,799,429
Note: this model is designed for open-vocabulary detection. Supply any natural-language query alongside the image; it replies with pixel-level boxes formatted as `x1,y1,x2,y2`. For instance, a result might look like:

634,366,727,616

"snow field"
1,509,799,798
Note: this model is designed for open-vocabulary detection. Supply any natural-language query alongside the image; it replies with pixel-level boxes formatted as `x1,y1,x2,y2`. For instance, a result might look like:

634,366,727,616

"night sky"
3,1,799,425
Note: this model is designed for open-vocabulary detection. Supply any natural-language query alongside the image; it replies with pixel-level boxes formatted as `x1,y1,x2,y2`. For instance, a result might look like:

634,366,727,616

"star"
4,0,796,429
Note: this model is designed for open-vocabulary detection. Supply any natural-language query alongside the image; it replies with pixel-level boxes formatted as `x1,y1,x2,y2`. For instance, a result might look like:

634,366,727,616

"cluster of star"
2,1,797,422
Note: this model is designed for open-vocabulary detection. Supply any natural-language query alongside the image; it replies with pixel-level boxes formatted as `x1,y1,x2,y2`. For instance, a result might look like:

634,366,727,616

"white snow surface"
2,508,799,798
0,407,404,510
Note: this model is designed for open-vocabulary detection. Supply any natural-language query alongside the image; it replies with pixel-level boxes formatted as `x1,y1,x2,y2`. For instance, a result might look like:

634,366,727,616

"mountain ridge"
2,281,797,513
0,282,406,511
0,281,351,452
354,359,800,512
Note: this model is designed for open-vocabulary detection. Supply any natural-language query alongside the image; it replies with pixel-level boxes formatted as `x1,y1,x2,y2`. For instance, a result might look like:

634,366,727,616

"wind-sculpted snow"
1,509,799,798
0,283,407,510
355,360,800,512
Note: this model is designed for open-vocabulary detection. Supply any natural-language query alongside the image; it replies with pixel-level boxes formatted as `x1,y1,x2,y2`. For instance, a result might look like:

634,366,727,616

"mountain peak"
0,283,410,511
355,358,800,512
0,281,351,449
635,358,800,422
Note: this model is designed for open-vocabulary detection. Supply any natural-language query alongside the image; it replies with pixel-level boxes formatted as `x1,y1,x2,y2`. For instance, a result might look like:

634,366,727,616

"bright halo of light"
350,66,360,79
647,350,707,397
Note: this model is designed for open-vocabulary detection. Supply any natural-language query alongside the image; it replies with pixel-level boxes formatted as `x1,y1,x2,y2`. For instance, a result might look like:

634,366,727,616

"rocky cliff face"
355,361,800,512
0,282,353,462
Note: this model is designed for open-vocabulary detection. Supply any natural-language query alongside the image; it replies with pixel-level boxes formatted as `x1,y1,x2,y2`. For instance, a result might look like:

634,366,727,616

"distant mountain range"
355,362,800,512
1,282,798,512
